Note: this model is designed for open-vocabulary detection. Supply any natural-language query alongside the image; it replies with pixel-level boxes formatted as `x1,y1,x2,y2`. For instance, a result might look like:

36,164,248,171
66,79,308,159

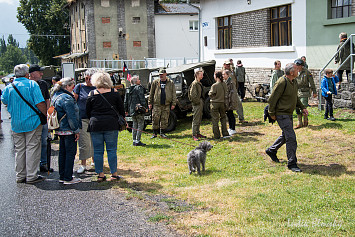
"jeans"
40,124,48,166
268,115,298,168
58,134,77,181
91,130,118,174
132,114,144,142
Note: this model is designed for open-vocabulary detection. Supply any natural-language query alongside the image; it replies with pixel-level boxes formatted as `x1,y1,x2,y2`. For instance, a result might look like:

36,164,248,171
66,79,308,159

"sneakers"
26,176,46,184
222,135,231,139
16,178,26,183
196,134,206,138
64,177,81,185
134,141,146,146
160,133,168,138
265,149,280,163
327,117,336,121
77,165,86,174
192,136,199,141
150,134,157,139
40,165,54,173
228,129,237,135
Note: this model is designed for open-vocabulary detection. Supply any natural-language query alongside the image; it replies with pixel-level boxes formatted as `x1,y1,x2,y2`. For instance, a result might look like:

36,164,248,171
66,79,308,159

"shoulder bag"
11,82,47,125
96,89,126,131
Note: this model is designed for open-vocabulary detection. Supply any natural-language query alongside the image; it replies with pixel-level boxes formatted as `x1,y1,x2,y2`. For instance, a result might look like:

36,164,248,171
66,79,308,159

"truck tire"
203,97,211,119
165,110,177,132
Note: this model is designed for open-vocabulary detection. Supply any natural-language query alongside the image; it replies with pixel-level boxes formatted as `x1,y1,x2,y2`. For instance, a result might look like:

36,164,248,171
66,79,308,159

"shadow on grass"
236,121,263,127
308,123,343,130
334,118,355,122
146,143,172,149
114,179,163,192
187,169,222,177
299,163,354,177
226,131,264,143
117,168,142,178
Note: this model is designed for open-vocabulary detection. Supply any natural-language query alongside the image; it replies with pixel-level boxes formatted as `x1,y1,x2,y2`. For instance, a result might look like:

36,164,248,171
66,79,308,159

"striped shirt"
1,77,45,133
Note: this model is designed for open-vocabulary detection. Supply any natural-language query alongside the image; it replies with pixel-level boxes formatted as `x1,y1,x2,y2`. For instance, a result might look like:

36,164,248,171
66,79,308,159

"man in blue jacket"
1,64,46,184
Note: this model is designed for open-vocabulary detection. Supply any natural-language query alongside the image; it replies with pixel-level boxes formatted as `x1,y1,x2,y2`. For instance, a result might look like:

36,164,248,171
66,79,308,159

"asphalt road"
0,84,180,237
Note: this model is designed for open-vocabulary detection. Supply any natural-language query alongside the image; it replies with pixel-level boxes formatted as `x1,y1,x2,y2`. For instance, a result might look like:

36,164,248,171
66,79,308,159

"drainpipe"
187,0,201,62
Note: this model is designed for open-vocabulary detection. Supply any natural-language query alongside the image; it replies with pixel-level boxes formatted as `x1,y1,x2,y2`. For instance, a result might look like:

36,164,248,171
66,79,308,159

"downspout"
187,0,201,62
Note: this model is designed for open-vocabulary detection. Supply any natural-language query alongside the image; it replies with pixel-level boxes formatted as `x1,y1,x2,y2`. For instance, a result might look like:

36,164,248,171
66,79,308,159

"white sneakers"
64,177,81,185
77,165,86,174
228,129,237,136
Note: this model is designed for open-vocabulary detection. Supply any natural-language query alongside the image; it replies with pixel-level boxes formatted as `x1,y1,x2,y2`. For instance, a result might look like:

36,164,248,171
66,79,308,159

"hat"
29,64,45,73
224,60,231,64
159,68,167,74
294,59,304,66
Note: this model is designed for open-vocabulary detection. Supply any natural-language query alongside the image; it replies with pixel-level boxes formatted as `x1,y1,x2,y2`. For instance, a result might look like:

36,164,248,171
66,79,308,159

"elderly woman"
52,77,81,185
208,71,229,140
124,75,147,146
73,69,96,174
86,71,125,182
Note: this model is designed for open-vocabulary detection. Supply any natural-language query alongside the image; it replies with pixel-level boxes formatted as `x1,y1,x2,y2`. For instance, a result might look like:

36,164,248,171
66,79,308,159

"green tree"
0,36,6,56
0,45,27,73
17,0,70,65
7,34,19,47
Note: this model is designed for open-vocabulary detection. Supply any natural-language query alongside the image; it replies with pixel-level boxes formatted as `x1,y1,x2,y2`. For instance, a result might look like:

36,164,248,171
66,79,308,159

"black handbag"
135,104,146,114
96,89,126,131
11,83,47,125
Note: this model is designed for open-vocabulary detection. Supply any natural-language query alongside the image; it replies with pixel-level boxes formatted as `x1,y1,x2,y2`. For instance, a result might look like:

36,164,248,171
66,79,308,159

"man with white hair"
1,64,47,183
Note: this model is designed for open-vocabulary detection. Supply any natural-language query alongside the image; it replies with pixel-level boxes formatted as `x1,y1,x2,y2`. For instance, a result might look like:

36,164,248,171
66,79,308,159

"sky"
0,0,30,48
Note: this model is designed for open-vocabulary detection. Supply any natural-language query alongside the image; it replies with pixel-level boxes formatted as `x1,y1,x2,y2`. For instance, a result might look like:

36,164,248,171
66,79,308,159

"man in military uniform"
270,60,284,93
148,68,177,138
294,59,317,128
189,69,206,141
222,60,237,87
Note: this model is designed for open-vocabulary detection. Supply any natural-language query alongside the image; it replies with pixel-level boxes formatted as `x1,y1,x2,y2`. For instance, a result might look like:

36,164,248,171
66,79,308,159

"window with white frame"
330,0,352,19
189,20,199,31
101,0,109,7
132,0,140,7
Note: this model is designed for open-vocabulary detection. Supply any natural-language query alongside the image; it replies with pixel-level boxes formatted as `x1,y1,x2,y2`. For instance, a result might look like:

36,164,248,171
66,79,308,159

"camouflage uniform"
189,79,204,136
148,77,176,132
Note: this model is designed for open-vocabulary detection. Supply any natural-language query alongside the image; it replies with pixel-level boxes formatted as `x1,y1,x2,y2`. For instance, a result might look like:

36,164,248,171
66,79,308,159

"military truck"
146,60,216,132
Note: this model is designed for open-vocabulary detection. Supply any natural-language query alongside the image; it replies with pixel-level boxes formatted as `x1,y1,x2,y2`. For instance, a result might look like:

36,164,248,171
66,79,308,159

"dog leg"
202,160,205,172
196,163,201,175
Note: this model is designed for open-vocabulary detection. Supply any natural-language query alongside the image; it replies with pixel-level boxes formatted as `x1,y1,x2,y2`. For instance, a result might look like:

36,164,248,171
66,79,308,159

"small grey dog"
187,141,213,175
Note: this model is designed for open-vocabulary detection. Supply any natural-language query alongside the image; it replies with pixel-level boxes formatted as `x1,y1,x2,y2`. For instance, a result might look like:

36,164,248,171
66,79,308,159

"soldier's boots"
160,129,168,138
150,129,159,139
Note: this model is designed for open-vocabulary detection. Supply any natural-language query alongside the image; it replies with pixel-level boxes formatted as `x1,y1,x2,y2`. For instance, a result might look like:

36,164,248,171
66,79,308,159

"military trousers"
210,102,229,139
192,99,203,136
152,104,170,131
235,95,245,121
296,97,308,115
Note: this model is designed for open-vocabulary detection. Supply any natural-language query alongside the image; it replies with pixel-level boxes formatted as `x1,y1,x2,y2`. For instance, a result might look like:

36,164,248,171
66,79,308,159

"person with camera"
124,75,148,146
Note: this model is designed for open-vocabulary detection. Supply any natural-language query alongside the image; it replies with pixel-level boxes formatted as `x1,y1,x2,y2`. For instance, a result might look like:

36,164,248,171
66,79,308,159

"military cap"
29,64,45,73
159,68,167,74
294,59,305,66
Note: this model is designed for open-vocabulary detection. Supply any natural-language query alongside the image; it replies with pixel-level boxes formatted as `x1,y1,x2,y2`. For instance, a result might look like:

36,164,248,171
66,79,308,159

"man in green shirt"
265,63,308,172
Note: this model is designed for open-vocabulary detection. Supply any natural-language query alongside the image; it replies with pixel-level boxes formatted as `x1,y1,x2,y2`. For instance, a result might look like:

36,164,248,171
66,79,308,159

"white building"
155,3,199,59
200,0,307,69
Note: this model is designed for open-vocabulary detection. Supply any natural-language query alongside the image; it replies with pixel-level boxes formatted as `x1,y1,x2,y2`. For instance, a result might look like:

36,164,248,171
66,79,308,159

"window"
132,0,140,7
270,5,292,46
330,0,352,18
132,17,140,24
189,20,199,31
103,42,111,48
217,16,232,49
133,41,141,47
102,17,111,24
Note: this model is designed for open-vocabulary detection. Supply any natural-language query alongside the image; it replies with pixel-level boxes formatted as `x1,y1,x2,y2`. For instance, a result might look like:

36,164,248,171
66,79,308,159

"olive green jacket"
148,78,177,106
296,68,316,98
335,39,355,70
209,81,228,104
188,79,203,105
268,75,305,117
270,69,284,93
225,77,238,110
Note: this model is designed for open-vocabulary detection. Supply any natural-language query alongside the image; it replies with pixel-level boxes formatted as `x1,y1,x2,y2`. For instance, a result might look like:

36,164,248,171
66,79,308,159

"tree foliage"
17,0,70,65
0,36,6,56
0,45,27,73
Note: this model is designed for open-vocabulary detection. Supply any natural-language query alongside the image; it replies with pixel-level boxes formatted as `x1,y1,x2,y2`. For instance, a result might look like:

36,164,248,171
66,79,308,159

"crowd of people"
0,31,352,183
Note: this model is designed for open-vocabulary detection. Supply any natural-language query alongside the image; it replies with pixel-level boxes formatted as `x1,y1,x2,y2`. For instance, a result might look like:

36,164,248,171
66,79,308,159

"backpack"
47,94,66,130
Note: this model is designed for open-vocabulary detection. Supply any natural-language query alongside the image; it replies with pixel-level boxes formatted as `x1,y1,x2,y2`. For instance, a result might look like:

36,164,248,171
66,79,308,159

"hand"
327,91,332,95
125,112,128,116
171,105,175,110
148,104,152,110
75,133,80,142
335,61,338,64
302,109,309,116
313,93,317,98
145,109,148,112
271,115,276,120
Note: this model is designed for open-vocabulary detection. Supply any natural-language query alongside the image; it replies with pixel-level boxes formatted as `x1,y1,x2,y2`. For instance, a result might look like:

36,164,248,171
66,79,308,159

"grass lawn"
102,102,354,236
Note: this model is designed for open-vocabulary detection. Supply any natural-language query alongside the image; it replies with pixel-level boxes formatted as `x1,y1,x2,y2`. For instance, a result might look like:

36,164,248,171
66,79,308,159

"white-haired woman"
86,71,125,182
73,69,96,174
52,77,81,185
